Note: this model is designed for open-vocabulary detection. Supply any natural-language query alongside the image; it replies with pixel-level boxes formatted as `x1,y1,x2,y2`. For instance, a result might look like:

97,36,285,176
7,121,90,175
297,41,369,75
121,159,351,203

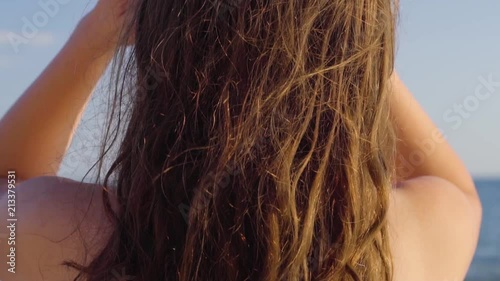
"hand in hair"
83,0,133,48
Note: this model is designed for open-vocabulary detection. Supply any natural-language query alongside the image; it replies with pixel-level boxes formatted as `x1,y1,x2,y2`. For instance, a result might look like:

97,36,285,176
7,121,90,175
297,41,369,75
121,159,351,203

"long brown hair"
67,0,397,280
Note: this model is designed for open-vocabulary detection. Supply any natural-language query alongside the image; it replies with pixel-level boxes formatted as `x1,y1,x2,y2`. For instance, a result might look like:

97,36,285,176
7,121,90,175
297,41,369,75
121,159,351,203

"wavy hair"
66,0,397,280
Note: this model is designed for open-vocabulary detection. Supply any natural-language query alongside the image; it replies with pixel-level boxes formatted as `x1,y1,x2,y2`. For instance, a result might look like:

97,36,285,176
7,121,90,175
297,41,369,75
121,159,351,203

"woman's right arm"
388,72,482,281
390,72,481,203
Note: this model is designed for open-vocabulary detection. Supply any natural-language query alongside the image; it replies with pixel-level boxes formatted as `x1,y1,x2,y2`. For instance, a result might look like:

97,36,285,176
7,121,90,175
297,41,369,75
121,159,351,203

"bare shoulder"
0,176,116,281
388,176,482,281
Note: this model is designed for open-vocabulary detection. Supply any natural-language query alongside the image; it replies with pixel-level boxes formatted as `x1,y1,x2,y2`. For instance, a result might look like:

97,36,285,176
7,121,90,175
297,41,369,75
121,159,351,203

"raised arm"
390,72,480,202
0,0,128,181
388,72,482,281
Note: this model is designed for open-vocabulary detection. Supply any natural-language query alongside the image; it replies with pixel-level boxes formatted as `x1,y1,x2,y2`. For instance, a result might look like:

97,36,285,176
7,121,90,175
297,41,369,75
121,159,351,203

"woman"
0,0,482,280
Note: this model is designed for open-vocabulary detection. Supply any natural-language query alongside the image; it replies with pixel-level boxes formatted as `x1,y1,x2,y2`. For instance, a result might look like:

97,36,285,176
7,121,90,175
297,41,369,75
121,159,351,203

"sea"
466,178,500,281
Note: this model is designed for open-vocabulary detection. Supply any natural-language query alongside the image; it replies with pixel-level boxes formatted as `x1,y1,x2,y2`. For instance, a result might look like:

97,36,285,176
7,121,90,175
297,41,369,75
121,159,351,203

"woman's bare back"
0,175,481,281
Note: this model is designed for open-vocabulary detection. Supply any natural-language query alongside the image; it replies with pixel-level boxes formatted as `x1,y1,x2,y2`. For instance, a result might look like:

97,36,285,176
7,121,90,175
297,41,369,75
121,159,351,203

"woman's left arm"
0,0,128,181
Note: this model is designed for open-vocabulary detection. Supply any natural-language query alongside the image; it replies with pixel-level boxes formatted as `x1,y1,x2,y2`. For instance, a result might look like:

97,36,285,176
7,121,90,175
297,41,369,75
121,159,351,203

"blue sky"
0,0,499,178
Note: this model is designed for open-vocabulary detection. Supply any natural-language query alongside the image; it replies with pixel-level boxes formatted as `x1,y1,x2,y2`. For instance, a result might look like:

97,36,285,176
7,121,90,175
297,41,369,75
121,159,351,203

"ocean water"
466,179,500,281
